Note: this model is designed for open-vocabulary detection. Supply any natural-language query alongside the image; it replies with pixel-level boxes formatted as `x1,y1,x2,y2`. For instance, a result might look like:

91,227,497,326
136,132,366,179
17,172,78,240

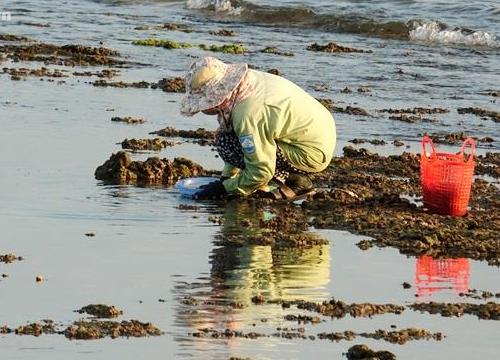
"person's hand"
193,180,227,200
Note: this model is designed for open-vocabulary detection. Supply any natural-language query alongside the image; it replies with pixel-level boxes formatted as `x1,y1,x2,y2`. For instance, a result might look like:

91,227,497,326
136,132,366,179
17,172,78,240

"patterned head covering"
180,57,248,117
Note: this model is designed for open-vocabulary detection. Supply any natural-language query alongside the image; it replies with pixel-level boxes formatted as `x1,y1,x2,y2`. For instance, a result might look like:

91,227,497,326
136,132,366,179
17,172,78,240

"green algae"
132,39,192,49
199,43,246,54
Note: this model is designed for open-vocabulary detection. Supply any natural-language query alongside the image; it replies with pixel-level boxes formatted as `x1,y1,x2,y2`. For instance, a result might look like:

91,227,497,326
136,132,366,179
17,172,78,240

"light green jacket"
222,70,336,195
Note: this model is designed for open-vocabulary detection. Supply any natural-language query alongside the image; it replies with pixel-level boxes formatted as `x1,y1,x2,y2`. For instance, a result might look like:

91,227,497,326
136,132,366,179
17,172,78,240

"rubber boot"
285,173,313,195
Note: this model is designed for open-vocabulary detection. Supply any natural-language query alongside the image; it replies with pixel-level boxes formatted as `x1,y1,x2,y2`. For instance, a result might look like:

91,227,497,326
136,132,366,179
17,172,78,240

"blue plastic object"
175,177,220,198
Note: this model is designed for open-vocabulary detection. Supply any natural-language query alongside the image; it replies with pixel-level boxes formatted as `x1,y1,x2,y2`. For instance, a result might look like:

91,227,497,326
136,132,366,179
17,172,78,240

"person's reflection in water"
415,255,470,297
174,201,331,355
210,200,331,303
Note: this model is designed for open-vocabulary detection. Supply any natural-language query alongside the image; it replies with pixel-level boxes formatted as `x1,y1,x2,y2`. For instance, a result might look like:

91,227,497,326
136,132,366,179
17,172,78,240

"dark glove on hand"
193,180,227,200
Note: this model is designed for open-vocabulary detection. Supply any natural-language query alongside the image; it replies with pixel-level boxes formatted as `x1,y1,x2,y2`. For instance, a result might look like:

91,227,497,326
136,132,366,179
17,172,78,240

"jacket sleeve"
221,162,240,178
222,112,276,195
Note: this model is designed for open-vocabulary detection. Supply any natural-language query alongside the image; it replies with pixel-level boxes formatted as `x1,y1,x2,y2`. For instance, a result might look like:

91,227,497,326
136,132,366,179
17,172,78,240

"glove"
193,180,227,200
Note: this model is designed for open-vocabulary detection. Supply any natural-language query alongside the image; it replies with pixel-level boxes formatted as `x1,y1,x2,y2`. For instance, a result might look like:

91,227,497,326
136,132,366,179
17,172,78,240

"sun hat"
180,57,248,116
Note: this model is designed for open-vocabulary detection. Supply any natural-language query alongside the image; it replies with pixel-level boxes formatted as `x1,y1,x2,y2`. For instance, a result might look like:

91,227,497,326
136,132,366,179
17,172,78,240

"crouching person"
180,57,336,200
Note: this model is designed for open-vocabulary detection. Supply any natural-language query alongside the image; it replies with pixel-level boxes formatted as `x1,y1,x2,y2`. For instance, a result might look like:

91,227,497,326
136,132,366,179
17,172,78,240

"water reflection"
212,201,331,302
173,201,331,351
416,256,470,297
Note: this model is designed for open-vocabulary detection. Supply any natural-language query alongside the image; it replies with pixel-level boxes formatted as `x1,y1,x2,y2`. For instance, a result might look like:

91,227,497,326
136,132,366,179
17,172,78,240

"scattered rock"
150,126,215,140
3,67,67,80
121,138,171,151
0,325,12,334
0,42,124,66
315,98,370,116
260,47,294,57
348,139,386,145
94,151,206,185
410,302,500,320
64,320,163,339
134,23,192,33
111,116,145,124
402,282,412,289
284,314,321,324
341,87,353,94
306,42,371,54
0,34,30,42
151,77,185,92
379,107,449,115
458,289,500,300
389,114,435,123
93,80,151,88
0,253,23,263
423,132,494,145
392,140,405,147
346,344,396,360
209,29,236,36
15,321,56,336
85,232,95,237
73,69,119,78
457,107,499,122
35,275,44,283
76,304,123,318
275,298,404,319
356,240,373,251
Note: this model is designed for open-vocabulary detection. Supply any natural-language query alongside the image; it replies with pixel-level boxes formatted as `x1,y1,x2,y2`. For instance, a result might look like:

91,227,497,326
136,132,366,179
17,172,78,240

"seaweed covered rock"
0,42,124,66
307,42,371,54
121,138,171,151
15,321,56,336
457,107,499,122
76,304,123,318
151,77,185,92
94,151,205,185
410,301,500,320
64,320,163,339
346,344,396,360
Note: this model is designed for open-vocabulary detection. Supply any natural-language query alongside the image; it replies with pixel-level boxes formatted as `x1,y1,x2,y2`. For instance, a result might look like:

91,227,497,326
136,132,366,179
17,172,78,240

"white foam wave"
186,0,242,14
409,21,499,48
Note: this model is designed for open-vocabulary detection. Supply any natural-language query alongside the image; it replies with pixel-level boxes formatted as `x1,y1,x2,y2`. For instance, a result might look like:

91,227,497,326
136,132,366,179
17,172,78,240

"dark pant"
214,130,306,182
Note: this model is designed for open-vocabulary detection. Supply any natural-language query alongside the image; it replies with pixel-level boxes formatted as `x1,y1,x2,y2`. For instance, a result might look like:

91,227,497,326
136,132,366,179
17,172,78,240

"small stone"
36,275,44,283
402,282,412,289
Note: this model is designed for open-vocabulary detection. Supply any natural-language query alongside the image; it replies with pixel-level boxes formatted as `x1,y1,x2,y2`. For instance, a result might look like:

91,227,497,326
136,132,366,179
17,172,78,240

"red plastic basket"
420,136,475,216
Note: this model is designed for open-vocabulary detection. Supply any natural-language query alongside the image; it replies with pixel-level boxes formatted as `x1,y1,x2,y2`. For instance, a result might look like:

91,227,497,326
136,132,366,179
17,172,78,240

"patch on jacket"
239,134,256,154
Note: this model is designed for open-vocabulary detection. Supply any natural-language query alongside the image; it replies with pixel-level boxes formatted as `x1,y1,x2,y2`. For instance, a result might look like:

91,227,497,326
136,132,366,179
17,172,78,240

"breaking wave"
185,0,499,48
409,21,499,48
186,0,243,14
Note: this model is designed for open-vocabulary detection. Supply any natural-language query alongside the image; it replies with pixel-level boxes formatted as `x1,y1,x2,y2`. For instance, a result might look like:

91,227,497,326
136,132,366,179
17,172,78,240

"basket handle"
460,138,476,162
421,136,436,159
